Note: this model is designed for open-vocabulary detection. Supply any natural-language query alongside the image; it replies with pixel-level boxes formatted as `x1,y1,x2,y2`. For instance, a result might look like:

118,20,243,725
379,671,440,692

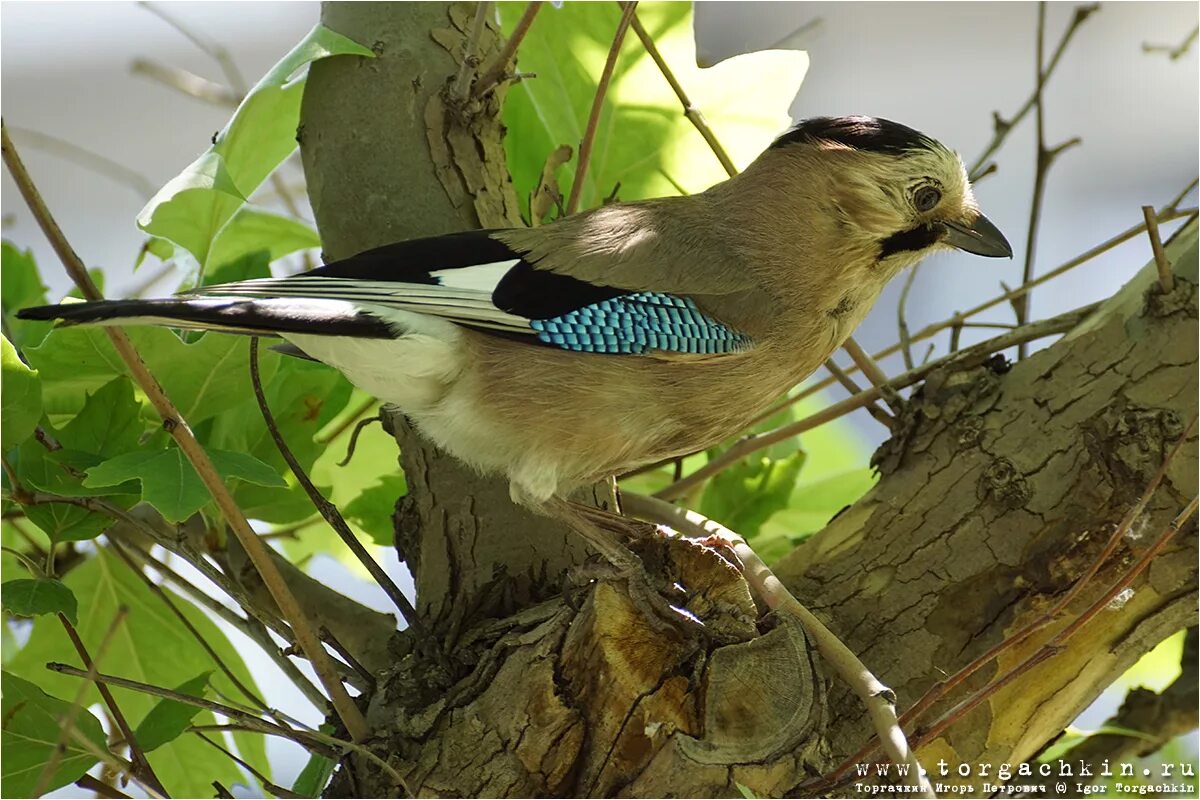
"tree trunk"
299,4,1197,796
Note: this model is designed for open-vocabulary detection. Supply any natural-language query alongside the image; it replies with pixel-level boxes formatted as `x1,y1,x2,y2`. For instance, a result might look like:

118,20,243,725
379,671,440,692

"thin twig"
249,338,420,634
656,302,1098,499
823,359,893,427
139,1,243,91
1014,3,1084,359
129,59,239,107
916,495,1198,748
1,121,369,743
192,731,302,799
452,1,492,100
337,414,382,467
76,775,134,800
64,726,165,800
841,336,902,415
19,490,296,649
1142,205,1174,292
115,539,326,711
967,4,1098,179
34,608,129,797
6,126,155,197
816,418,1196,789
566,2,638,215
1142,25,1199,60
47,663,411,793
57,613,169,797
757,203,1196,424
623,2,738,177
315,395,378,444
321,626,376,690
896,264,921,370
621,493,935,799
47,661,327,752
106,537,277,720
474,1,543,97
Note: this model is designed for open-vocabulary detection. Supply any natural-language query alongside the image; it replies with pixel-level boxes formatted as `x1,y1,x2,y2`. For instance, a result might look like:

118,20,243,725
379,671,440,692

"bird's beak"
943,213,1013,258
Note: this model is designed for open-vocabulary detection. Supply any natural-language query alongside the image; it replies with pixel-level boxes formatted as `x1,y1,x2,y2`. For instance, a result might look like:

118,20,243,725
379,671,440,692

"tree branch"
1,120,368,742
621,493,936,798
565,2,638,214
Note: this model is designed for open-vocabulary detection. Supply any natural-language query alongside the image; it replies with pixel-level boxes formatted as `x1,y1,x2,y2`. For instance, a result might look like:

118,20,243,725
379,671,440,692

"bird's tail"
16,296,395,339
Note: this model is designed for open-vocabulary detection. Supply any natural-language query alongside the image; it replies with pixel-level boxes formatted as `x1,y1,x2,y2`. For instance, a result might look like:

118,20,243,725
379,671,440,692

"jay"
20,116,1011,522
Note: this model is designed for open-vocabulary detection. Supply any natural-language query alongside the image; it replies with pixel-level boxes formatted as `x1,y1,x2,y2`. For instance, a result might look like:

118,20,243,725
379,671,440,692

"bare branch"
623,2,738,177
34,609,129,797
565,2,638,214
130,59,239,106
0,121,369,742
249,338,421,640
6,126,154,197
656,302,1098,499
967,3,1098,179
621,493,936,798
475,1,543,97
452,1,492,100
57,612,169,797
1143,24,1199,60
1142,205,1175,293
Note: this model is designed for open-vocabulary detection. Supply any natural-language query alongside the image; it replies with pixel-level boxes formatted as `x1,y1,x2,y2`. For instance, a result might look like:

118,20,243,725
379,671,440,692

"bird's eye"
914,186,941,212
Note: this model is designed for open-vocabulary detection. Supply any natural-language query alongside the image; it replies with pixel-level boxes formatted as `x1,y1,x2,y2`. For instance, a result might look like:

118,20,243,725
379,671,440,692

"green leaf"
21,504,112,544
767,468,878,534
500,3,806,213
1,335,42,448
59,377,145,459
206,249,272,287
25,325,272,423
205,206,319,281
138,24,373,267
84,447,285,523
134,672,212,752
1,242,52,350
1,579,78,625
292,745,336,798
209,355,353,524
1,671,108,798
699,449,805,538
343,474,406,546
16,433,138,500
23,325,165,416
6,550,270,794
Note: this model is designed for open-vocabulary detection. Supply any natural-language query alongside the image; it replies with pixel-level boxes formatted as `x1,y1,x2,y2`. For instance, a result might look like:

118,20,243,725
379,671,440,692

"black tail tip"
15,304,64,321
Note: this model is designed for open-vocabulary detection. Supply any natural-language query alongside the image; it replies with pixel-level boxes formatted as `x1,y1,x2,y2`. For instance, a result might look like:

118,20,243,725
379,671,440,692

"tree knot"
978,457,1032,509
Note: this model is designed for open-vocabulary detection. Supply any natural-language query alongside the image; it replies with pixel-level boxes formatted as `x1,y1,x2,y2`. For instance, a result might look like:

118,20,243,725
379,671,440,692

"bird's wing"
194,229,754,356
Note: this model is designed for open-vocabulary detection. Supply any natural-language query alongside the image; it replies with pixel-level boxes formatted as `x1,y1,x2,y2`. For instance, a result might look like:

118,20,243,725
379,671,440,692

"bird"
20,116,1011,521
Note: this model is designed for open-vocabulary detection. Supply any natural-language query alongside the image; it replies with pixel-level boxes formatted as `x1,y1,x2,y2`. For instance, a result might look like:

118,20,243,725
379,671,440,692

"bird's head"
764,116,1012,274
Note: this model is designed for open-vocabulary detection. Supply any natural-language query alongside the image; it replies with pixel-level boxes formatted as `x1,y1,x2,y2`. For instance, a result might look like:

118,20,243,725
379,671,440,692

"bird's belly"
282,332,466,411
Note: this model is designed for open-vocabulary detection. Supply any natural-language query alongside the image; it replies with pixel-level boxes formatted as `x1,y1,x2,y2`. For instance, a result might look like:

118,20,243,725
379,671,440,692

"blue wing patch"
529,293,751,355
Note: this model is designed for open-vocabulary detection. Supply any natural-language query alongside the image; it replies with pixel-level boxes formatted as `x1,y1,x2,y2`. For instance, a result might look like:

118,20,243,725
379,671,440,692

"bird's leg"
536,495,705,635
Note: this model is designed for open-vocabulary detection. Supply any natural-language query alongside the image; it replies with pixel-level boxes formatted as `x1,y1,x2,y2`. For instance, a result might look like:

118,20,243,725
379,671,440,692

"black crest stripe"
771,116,934,155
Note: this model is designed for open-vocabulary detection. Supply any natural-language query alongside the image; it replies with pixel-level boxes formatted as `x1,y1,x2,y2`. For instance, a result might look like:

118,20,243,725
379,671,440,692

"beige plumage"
19,116,1011,511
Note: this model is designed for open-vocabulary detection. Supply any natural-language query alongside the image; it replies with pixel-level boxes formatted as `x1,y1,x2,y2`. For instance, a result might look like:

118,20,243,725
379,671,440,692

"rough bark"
299,2,602,634
772,223,1198,790
298,3,1198,796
